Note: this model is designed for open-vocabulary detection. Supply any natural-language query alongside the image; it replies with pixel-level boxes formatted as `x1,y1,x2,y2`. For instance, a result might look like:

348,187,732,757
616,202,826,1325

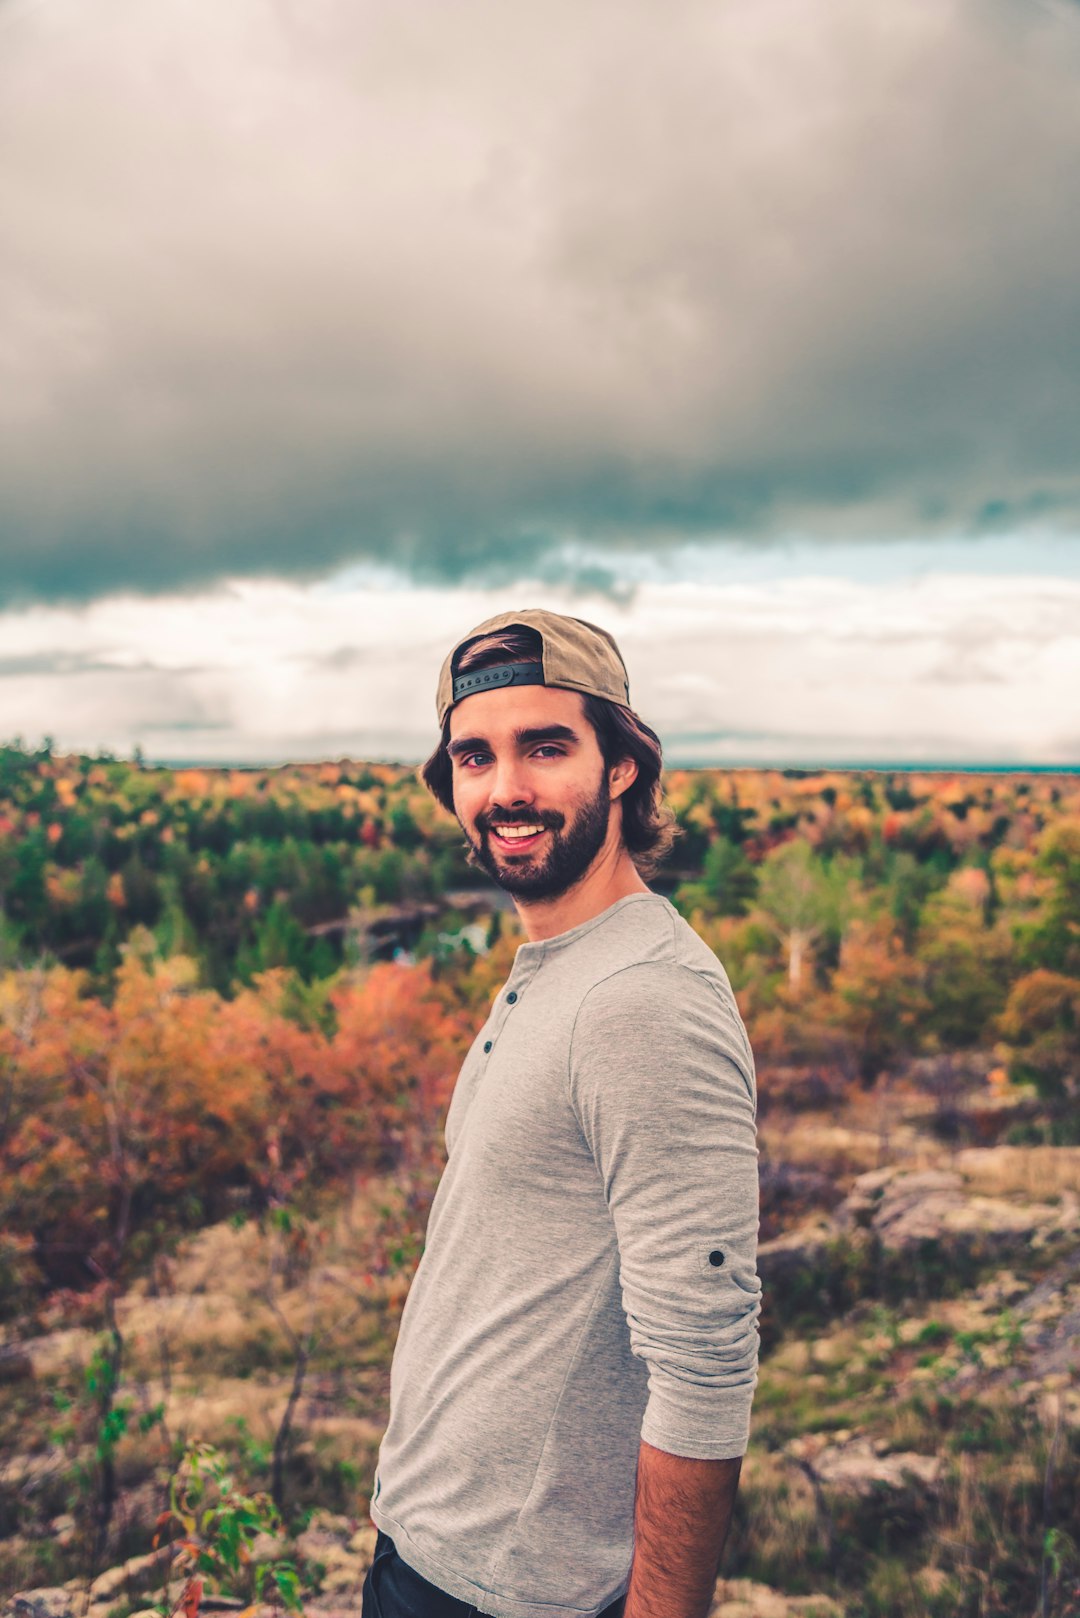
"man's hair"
420,627,678,879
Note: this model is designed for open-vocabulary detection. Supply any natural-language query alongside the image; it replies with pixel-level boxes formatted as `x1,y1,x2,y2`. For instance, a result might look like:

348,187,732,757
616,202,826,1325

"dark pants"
362,1528,627,1618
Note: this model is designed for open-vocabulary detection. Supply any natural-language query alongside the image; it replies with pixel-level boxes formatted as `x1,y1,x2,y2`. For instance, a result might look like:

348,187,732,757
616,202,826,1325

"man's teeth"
492,825,545,839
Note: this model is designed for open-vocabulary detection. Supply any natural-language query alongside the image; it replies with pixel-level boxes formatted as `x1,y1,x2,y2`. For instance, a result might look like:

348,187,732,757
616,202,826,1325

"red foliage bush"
0,951,473,1301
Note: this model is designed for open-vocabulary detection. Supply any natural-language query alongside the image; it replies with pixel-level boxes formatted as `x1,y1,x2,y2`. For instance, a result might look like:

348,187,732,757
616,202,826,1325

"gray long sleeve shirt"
369,892,761,1618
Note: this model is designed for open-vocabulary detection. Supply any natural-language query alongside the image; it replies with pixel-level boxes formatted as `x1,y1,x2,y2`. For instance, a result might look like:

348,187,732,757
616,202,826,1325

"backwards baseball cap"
436,608,631,728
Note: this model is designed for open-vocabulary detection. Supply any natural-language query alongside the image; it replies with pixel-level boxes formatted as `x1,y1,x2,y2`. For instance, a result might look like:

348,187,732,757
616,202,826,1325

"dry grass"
954,1145,1080,1198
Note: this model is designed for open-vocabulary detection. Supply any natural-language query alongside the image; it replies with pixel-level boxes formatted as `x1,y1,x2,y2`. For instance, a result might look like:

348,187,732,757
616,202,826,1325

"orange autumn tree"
1,961,118,1289
0,941,473,1303
327,959,471,1170
829,917,929,1084
1000,969,1080,1135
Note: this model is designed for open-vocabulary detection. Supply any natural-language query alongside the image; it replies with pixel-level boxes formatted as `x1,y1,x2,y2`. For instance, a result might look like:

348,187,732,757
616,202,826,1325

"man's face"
447,684,619,901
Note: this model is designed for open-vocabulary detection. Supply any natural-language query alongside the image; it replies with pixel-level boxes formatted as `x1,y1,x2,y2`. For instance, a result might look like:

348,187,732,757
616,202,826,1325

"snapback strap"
451,662,545,704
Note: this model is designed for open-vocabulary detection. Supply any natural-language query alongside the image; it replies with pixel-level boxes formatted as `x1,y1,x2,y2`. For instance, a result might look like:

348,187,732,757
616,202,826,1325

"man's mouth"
487,822,549,852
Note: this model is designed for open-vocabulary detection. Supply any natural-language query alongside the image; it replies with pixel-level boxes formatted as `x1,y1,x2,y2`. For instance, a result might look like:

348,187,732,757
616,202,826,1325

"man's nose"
488,758,535,812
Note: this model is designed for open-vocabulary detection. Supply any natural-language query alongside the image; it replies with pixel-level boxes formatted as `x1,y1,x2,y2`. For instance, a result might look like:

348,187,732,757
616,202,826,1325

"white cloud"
1,566,1076,766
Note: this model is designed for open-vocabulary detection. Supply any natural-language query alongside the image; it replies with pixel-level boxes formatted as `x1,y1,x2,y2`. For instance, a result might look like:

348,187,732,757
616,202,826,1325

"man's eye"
460,752,490,768
533,746,564,759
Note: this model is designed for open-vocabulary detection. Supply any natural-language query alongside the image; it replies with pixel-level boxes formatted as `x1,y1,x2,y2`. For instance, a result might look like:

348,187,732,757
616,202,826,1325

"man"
364,609,761,1618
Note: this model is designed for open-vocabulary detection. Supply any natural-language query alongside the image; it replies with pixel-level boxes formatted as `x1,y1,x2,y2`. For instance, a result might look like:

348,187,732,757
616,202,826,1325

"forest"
2,742,1079,1618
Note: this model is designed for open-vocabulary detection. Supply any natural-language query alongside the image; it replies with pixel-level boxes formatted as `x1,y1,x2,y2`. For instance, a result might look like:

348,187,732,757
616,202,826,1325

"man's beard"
462,773,612,900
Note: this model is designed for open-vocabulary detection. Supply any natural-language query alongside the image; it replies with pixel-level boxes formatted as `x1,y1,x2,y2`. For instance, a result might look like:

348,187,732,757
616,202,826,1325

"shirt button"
483,1040,493,1053
506,991,518,1004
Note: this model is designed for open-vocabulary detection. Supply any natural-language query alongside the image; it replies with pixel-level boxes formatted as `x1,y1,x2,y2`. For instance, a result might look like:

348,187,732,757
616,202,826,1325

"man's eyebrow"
447,735,488,760
515,724,580,747
447,723,581,760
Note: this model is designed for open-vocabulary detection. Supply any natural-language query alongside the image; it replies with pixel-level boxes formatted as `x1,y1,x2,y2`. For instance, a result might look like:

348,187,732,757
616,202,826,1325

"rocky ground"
3,1071,1079,1618
3,1512,851,1618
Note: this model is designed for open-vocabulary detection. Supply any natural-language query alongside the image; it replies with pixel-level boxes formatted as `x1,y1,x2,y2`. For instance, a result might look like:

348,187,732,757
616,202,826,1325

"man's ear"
608,755,639,801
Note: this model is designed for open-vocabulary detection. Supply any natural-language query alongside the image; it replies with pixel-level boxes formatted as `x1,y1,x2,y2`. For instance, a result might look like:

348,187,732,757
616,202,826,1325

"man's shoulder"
572,897,754,1076
582,893,734,996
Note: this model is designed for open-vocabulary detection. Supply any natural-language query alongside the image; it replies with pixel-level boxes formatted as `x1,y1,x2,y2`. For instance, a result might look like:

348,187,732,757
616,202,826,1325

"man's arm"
623,1440,742,1618
567,963,760,1614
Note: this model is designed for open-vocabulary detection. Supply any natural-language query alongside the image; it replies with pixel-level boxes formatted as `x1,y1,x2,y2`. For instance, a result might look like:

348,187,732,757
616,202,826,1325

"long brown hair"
420,627,678,879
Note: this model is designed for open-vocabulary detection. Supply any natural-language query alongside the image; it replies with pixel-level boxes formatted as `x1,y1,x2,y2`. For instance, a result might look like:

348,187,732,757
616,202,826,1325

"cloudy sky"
2,0,1079,766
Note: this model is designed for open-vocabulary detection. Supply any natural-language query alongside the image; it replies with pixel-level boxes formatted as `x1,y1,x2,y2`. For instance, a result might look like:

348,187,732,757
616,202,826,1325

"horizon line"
143,756,1080,776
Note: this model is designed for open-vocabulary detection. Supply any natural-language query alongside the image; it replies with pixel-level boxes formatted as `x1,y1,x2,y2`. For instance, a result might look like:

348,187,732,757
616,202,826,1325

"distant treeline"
0,741,1076,1000
0,743,473,994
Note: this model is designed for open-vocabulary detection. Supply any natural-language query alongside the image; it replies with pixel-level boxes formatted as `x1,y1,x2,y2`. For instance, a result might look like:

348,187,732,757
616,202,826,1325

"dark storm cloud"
3,0,1080,606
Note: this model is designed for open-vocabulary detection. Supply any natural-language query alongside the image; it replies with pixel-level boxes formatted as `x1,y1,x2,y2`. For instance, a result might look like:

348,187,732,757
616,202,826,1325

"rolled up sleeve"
567,961,761,1460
